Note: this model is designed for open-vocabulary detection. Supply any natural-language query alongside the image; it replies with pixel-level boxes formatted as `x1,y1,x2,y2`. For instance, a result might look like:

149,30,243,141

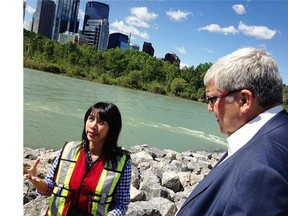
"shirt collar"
227,105,283,158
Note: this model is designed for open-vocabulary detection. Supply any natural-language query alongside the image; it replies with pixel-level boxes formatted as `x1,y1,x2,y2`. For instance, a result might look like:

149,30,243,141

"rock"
161,171,181,193
23,144,224,215
130,186,144,202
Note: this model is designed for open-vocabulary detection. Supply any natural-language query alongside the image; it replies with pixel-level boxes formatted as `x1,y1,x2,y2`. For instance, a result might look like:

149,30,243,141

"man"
177,47,288,215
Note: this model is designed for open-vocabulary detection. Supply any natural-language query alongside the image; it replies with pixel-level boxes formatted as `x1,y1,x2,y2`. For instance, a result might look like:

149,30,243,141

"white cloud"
176,46,187,54
23,21,30,30
130,7,158,22
110,20,149,39
126,7,158,28
198,22,276,40
232,4,246,15
78,9,85,21
126,16,150,28
201,47,215,54
198,24,238,35
259,43,267,50
166,9,192,22
26,5,35,15
238,22,276,40
180,62,190,69
110,7,158,40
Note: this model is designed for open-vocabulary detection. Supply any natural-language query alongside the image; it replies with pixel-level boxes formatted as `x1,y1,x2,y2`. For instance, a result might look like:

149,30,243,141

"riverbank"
23,144,224,216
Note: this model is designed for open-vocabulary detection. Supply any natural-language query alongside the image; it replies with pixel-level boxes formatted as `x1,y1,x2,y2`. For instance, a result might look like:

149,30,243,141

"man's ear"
239,89,253,114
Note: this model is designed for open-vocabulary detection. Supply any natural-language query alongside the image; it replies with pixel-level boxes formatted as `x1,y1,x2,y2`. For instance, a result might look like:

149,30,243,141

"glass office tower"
32,0,56,39
53,0,80,40
107,32,129,49
82,1,109,30
82,1,109,50
23,0,26,21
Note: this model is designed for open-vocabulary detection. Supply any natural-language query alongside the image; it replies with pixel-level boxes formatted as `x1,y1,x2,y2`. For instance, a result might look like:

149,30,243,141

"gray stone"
23,145,224,215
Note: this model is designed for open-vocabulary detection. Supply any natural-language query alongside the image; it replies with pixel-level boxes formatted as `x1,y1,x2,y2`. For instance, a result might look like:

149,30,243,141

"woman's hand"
23,157,41,182
23,157,48,194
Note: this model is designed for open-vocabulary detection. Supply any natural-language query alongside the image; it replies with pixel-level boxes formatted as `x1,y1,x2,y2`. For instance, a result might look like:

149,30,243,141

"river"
24,68,227,153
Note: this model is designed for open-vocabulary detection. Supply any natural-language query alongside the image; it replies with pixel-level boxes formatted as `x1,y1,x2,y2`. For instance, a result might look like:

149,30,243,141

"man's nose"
208,103,214,112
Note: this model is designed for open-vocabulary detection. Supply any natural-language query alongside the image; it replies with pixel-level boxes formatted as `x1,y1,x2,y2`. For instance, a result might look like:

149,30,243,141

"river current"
24,68,227,153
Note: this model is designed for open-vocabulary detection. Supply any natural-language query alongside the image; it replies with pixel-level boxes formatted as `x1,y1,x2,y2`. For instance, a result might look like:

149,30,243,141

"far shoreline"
23,143,226,154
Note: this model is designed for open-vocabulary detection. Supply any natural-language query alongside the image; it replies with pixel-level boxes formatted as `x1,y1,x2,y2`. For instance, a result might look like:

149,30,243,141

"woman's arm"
41,150,62,196
24,150,62,196
108,159,132,216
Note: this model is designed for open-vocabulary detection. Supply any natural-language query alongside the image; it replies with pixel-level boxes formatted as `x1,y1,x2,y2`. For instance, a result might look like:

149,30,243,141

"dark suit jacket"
177,110,288,216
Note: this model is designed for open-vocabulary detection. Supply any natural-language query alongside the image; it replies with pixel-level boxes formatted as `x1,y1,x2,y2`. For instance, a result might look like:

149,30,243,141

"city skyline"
24,0,288,84
1,2,286,213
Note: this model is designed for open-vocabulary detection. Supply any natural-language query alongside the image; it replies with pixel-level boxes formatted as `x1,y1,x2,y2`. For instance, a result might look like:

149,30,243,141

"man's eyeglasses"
206,89,242,106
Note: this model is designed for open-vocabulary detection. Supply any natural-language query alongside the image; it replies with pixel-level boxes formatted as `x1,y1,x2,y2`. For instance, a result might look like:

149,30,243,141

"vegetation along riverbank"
23,29,288,110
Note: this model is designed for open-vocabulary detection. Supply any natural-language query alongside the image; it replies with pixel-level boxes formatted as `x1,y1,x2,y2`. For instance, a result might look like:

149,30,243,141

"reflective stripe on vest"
46,141,127,216
90,154,127,215
47,141,81,216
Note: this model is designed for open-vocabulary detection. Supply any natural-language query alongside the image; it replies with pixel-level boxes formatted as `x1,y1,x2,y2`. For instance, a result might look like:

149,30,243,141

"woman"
24,102,132,216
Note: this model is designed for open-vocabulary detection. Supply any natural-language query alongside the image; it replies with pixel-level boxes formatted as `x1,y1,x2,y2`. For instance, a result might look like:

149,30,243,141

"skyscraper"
164,52,180,66
32,0,56,39
23,0,26,21
82,1,109,29
142,42,155,57
82,1,110,50
53,0,80,40
107,32,129,49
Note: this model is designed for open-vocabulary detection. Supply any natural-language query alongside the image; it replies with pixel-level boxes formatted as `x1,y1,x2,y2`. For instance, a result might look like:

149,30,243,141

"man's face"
206,83,244,136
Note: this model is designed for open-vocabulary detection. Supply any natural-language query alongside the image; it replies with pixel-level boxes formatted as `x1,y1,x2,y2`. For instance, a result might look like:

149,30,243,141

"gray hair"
204,47,283,106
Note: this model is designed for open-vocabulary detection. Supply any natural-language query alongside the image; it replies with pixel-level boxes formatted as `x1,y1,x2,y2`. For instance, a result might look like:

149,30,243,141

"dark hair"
81,102,130,167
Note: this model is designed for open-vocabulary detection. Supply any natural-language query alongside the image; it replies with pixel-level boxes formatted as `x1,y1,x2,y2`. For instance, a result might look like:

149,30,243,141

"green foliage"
23,29,287,111
126,70,143,88
170,78,188,96
148,81,166,95
23,29,208,103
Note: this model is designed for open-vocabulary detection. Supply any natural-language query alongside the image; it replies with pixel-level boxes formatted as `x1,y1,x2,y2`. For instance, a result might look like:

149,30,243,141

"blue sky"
0,1,287,210
23,0,288,84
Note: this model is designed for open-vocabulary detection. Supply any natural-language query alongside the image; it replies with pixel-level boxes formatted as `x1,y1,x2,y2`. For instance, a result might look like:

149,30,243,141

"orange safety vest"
46,141,128,216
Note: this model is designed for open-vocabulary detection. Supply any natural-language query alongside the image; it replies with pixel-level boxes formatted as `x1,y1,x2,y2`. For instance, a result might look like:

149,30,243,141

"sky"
0,1,287,212
23,0,288,84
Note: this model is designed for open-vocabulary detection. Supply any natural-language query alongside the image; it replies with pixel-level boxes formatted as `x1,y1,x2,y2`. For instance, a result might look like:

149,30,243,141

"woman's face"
85,110,109,145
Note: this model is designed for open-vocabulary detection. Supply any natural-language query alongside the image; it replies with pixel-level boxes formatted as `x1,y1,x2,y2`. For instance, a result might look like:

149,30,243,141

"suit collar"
179,110,288,211
180,151,230,209
227,106,284,159
246,109,288,144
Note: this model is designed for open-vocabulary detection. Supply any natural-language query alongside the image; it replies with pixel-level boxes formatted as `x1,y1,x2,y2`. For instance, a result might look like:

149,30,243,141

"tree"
170,78,188,96
22,29,219,104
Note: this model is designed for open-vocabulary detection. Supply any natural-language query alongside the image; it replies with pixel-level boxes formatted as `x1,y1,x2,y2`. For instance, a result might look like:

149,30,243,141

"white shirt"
223,105,283,162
